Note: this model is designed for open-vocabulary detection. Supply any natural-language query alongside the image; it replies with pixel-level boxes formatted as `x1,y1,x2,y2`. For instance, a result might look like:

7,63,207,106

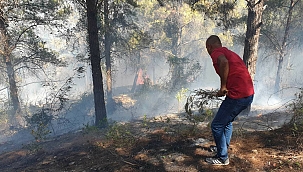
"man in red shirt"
205,35,254,165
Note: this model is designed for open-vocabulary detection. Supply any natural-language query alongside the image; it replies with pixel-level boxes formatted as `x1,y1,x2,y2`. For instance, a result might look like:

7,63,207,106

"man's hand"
217,88,228,97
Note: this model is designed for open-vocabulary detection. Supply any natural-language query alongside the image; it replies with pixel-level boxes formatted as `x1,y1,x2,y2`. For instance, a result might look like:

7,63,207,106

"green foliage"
0,0,72,123
25,108,53,141
105,122,136,147
12,29,65,69
261,0,303,51
187,107,214,125
97,117,109,128
176,88,188,112
289,89,303,126
142,114,149,127
23,142,43,154
191,0,247,30
25,78,72,142
82,122,100,134
288,89,303,149
24,72,78,141
128,30,152,50
0,113,9,127
184,89,222,131
176,88,189,102
167,56,188,65
135,0,215,91
0,102,11,127
166,56,202,91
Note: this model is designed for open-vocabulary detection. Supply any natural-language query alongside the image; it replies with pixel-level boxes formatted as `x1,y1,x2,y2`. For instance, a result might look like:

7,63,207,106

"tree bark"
104,0,114,114
0,12,20,114
274,0,298,93
131,53,141,93
6,61,20,112
86,0,107,127
243,0,264,81
131,69,139,93
165,12,183,90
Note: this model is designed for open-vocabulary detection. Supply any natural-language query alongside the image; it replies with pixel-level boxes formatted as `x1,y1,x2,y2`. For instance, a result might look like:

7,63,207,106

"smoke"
252,48,303,110
2,2,303,154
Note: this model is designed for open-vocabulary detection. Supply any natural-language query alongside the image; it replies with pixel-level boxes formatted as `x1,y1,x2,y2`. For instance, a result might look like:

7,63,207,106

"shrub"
289,89,303,126
25,108,52,141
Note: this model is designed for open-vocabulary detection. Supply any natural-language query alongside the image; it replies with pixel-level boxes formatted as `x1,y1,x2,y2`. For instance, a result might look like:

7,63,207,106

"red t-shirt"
210,47,254,99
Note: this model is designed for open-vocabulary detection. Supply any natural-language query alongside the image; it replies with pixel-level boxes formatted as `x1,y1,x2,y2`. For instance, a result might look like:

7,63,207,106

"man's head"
206,35,222,55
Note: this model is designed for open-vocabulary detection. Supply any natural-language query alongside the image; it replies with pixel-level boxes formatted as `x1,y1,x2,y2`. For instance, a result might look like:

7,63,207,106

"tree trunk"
6,61,20,112
274,0,298,93
243,0,264,81
0,13,20,114
86,0,107,127
104,0,114,114
131,68,139,93
166,12,183,90
131,53,141,93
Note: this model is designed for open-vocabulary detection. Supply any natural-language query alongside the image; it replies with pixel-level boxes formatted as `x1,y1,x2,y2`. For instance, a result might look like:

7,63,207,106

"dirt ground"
0,112,303,172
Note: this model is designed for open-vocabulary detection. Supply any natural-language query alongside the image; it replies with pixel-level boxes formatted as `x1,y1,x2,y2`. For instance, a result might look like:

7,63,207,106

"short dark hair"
206,35,222,46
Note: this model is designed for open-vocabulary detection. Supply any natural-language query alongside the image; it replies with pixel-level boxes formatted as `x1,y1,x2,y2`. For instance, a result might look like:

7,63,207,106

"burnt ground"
0,112,303,172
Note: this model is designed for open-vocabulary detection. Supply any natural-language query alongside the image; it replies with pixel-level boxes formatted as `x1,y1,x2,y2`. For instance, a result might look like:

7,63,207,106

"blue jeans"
211,95,254,160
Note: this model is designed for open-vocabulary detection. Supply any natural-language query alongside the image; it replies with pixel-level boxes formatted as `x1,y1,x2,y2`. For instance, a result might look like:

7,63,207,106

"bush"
105,122,136,147
289,89,303,126
25,108,52,141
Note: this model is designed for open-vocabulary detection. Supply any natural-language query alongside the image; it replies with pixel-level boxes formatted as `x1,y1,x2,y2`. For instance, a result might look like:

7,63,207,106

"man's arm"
217,55,229,96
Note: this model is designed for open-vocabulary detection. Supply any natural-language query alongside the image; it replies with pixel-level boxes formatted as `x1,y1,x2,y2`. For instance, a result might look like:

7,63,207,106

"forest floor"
0,110,303,172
